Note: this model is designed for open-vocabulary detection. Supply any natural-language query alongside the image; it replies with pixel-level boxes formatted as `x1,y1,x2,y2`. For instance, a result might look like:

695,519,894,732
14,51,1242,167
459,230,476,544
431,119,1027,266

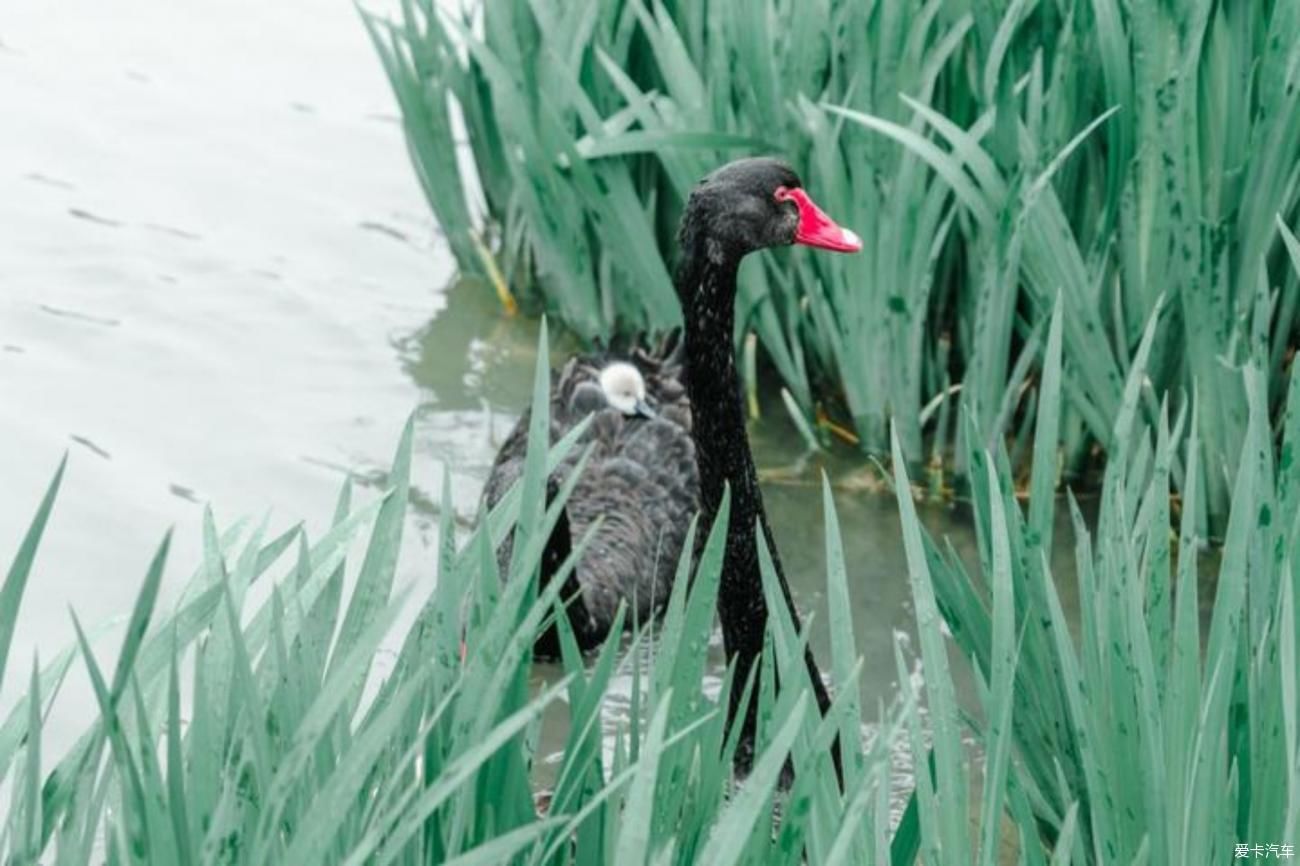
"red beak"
775,186,862,253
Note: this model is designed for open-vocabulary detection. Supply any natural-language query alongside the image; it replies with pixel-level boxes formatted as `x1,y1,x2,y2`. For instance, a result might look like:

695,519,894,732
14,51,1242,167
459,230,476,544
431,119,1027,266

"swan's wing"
480,347,697,637
618,417,700,556
565,417,699,627
481,395,626,582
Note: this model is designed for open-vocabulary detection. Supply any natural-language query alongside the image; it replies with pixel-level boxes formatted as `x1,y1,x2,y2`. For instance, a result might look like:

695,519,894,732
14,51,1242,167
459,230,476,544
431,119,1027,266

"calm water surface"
0,0,1079,786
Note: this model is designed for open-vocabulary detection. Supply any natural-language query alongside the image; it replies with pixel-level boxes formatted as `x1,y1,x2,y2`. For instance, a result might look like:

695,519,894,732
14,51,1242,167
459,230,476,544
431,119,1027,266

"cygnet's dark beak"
634,398,657,419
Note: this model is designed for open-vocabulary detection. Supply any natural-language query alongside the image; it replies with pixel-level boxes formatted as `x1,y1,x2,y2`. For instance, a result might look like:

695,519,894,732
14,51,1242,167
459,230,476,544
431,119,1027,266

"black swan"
483,338,699,655
485,157,861,769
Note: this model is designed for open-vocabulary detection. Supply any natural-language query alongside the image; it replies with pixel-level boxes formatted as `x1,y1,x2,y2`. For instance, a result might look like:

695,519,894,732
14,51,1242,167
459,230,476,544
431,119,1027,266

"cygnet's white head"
598,362,655,418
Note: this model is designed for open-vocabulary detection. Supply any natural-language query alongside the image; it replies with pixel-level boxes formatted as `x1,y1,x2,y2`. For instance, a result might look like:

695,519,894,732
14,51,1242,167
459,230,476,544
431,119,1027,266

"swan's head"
680,157,862,261
598,362,655,418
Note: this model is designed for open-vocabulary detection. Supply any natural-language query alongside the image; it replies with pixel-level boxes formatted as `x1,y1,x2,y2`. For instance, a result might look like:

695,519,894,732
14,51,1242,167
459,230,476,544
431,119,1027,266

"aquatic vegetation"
365,0,1300,527
0,330,923,865
1,323,1294,863
893,304,1300,862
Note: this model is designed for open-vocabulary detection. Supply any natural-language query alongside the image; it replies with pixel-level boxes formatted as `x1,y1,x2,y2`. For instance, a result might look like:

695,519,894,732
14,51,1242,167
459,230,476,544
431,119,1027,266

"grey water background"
0,0,1079,779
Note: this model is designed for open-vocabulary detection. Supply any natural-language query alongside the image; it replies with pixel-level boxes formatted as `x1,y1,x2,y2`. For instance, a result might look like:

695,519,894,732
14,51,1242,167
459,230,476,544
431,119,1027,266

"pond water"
0,0,1079,794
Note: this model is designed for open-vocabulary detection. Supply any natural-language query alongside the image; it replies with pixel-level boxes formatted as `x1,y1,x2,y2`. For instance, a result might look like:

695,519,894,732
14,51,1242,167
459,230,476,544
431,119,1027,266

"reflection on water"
0,0,1083,816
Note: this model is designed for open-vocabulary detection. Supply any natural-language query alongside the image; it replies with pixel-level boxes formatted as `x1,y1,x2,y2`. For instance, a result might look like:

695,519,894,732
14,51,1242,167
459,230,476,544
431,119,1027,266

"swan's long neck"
676,243,832,771
679,255,762,532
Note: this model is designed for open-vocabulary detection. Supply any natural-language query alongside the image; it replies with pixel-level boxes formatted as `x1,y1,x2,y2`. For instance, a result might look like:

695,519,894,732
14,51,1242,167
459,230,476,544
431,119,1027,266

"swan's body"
482,337,698,653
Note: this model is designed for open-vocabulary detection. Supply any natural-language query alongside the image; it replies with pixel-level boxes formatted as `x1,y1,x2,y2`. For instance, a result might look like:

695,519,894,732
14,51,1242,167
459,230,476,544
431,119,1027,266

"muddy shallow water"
0,0,1079,789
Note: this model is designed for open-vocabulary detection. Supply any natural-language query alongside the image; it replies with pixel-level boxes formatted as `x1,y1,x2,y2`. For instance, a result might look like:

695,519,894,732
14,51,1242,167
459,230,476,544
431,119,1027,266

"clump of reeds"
365,0,1300,529
0,323,1294,862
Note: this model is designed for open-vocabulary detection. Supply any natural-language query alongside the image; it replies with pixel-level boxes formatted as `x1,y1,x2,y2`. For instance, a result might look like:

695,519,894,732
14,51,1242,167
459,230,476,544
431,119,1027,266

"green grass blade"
0,457,66,699
695,695,808,866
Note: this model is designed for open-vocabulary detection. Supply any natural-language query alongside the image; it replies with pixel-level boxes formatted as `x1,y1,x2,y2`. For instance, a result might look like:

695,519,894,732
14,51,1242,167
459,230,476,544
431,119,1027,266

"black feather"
481,338,697,656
